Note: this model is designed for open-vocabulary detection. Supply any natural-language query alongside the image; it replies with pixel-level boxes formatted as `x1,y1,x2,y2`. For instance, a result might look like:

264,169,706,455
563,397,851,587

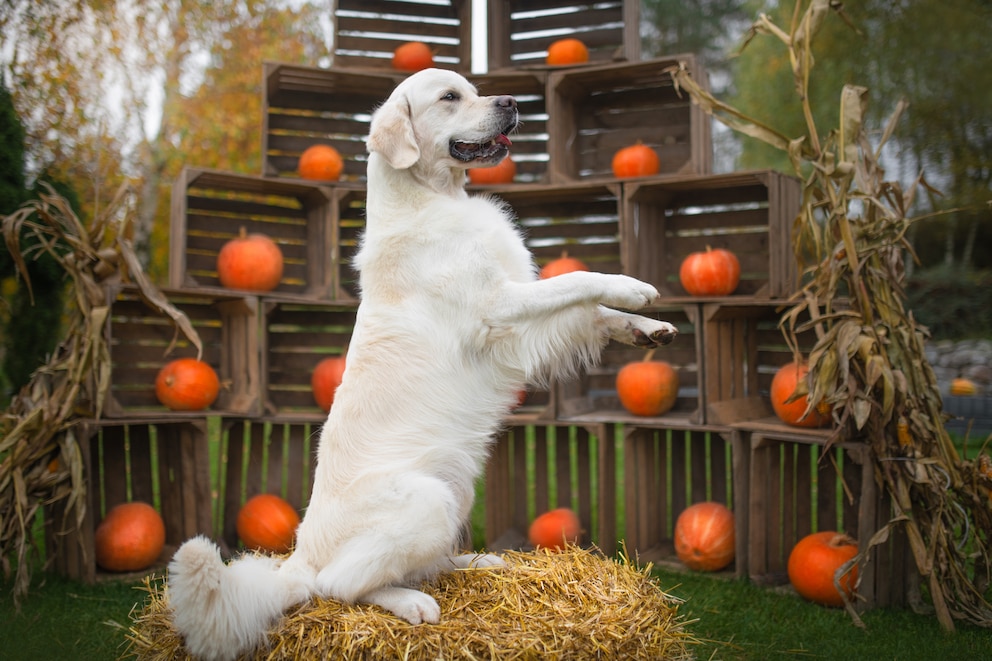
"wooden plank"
512,428,529,530
729,430,750,579
748,435,771,578
533,426,549,517
575,427,592,545
596,423,617,556
223,421,247,548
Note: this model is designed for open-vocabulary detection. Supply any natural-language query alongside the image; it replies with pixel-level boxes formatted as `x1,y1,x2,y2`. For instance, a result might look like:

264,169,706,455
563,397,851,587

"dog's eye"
440,91,460,102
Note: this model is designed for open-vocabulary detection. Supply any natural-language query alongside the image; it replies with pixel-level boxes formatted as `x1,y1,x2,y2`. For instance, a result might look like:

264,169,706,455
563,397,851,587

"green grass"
3,565,989,660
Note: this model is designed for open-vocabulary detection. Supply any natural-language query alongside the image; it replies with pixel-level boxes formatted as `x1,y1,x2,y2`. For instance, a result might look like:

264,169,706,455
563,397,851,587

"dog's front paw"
602,275,660,310
632,320,679,347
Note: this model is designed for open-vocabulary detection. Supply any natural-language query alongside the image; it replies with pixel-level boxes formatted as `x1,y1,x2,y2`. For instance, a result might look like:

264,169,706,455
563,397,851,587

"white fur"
167,69,677,660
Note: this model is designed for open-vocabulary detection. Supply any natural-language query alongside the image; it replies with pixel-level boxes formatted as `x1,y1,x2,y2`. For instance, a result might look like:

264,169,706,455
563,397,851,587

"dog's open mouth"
450,133,513,163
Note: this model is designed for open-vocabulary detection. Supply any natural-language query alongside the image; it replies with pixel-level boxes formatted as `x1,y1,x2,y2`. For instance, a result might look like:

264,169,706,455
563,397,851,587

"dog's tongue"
497,134,512,147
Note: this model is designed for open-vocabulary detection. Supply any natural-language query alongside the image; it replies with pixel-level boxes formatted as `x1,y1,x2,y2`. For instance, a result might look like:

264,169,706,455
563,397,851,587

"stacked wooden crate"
51,0,909,608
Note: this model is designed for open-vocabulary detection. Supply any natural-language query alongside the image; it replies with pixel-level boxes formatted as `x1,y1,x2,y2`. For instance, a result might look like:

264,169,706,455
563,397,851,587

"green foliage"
727,1,992,269
906,267,992,340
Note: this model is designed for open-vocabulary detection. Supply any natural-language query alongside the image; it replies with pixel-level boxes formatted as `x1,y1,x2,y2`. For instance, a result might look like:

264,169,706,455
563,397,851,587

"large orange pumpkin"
611,142,660,178
237,493,300,553
787,531,859,607
673,502,735,572
392,41,434,72
216,227,284,292
770,361,831,428
312,355,347,412
94,502,166,572
546,38,589,66
468,155,516,185
298,144,344,181
616,350,679,417
539,250,589,279
528,507,581,551
679,246,741,296
950,377,978,396
155,358,220,411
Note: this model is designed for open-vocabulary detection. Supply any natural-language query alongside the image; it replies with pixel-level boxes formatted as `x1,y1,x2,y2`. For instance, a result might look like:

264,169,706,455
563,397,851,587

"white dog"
167,68,677,660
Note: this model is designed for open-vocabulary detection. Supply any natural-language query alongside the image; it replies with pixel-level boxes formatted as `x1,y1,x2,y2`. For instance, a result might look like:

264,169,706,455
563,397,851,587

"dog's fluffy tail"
167,536,311,661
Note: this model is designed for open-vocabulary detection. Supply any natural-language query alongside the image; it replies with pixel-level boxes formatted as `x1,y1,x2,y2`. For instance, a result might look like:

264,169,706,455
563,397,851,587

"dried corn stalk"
0,183,202,607
670,0,991,632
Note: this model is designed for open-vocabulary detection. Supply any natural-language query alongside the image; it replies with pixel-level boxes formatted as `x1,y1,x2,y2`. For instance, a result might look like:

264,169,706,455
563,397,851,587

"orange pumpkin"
539,250,589,279
679,246,741,296
312,355,347,412
787,531,859,607
616,350,679,417
298,144,344,181
770,361,831,428
155,358,220,411
94,502,166,572
468,155,516,184
237,493,301,553
546,38,589,65
674,502,736,572
528,507,581,551
392,41,434,72
611,142,660,178
950,377,978,396
216,227,284,292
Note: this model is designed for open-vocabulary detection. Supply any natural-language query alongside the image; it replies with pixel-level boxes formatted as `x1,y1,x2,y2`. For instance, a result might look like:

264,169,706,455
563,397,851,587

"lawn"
2,562,989,660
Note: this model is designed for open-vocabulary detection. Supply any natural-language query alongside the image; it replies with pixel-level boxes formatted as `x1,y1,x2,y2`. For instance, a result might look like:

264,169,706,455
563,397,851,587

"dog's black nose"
495,95,517,109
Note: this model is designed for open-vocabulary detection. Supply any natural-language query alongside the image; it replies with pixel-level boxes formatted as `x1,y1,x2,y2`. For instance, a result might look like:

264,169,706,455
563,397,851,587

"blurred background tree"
0,0,330,403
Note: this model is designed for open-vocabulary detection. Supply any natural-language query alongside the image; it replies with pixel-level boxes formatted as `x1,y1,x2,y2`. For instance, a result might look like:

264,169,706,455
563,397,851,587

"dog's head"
367,69,518,179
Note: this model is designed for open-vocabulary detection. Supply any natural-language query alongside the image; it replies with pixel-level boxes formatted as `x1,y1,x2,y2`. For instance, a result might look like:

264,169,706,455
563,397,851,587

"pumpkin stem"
828,533,858,549
238,226,248,240
643,348,657,362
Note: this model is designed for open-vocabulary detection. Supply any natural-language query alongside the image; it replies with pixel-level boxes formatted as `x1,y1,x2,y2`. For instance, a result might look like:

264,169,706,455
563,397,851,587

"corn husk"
123,547,698,660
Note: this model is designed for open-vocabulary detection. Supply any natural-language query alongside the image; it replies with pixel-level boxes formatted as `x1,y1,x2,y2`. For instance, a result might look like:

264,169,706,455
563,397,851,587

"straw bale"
124,546,697,660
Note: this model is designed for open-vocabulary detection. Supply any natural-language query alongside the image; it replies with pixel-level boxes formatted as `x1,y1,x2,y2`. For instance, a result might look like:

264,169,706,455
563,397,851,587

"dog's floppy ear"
367,94,420,169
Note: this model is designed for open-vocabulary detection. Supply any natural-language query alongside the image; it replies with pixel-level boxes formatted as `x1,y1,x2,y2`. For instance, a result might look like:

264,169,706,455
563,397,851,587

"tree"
727,0,992,270
0,0,330,279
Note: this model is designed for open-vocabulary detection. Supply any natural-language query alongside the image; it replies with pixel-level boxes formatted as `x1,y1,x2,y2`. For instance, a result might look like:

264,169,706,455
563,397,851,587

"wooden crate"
547,56,712,183
621,422,744,575
486,0,640,71
484,421,619,555
491,182,623,273
261,301,358,420
622,170,802,300
554,304,704,423
46,419,212,582
103,284,261,418
700,302,823,426
331,0,472,72
467,70,549,184
739,423,914,608
262,63,402,181
217,417,321,551
169,168,344,301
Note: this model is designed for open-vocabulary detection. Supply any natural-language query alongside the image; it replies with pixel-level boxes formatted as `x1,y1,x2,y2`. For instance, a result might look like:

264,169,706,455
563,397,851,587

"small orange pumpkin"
237,493,301,553
312,355,347,413
528,507,581,551
611,142,660,178
950,377,978,396
298,144,344,181
674,502,736,572
468,155,516,185
770,361,831,428
539,250,589,279
679,246,741,296
155,358,220,411
217,227,284,292
392,41,434,72
546,38,589,66
94,502,166,572
787,531,859,607
616,350,679,417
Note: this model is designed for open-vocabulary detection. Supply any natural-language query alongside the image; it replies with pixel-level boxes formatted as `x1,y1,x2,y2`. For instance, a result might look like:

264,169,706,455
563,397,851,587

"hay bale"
124,547,697,660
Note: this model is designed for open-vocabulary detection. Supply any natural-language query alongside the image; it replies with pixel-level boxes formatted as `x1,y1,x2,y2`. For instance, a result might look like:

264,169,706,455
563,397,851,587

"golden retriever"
167,68,677,661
